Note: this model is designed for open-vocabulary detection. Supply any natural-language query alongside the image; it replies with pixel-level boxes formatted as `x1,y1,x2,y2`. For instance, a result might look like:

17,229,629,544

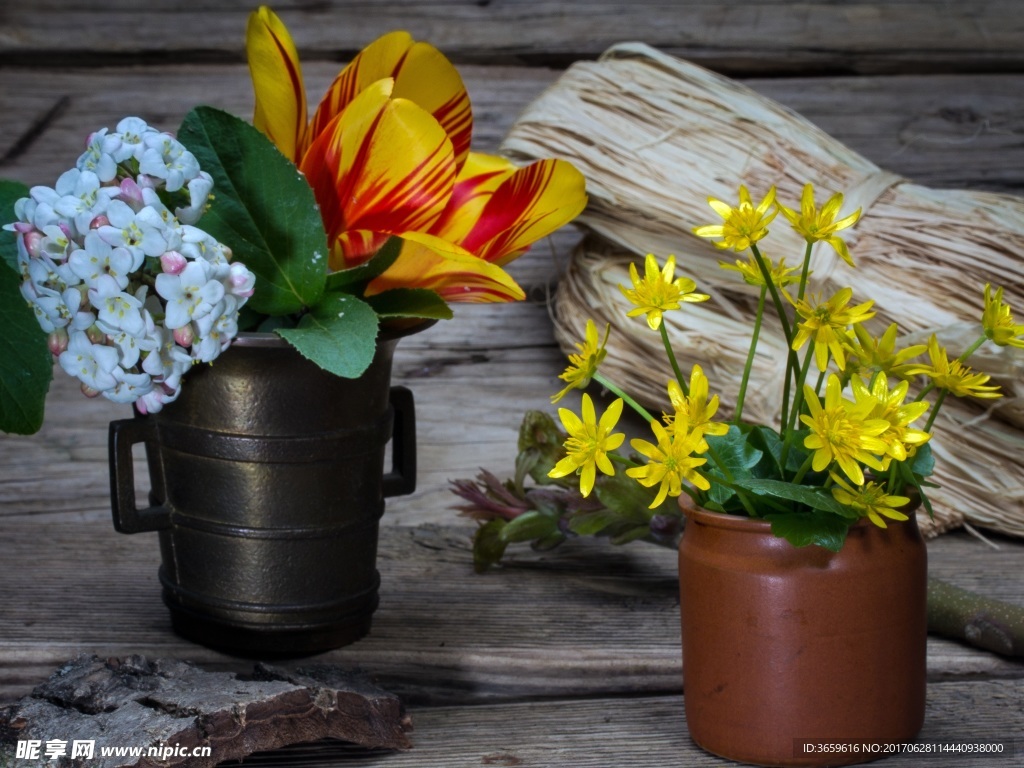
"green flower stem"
609,452,643,469
660,322,688,397
914,381,936,403
750,244,800,427
796,241,813,302
791,453,816,486
923,388,948,434
733,285,766,424
780,344,816,475
595,372,657,424
957,334,987,363
703,444,759,517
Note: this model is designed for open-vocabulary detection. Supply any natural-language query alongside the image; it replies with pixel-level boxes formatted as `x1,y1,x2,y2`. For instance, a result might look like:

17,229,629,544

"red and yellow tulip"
246,6,587,303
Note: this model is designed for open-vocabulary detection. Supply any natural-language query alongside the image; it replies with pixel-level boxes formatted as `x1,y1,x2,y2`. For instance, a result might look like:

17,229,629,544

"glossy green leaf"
765,511,851,551
0,260,52,434
178,106,327,316
0,180,29,272
366,288,453,320
325,235,403,291
275,293,378,378
568,509,625,536
732,476,857,518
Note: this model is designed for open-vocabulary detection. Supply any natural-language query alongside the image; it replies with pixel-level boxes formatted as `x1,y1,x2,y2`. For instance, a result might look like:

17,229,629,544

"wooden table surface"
2,2,1023,766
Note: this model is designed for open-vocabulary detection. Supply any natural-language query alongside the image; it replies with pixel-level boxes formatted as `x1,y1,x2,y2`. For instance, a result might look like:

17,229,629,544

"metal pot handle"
108,417,173,533
382,385,417,497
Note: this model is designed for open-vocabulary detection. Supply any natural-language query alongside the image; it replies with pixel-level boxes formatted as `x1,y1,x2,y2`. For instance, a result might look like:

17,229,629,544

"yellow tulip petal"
367,232,525,303
308,32,472,170
246,6,307,162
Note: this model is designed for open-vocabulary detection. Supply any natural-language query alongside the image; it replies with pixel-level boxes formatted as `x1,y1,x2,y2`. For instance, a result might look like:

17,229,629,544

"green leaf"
366,288,453,320
907,443,935,478
0,180,29,273
473,519,509,573
500,510,559,543
568,509,626,536
610,525,655,545
0,260,52,434
731,476,857,518
595,472,666,522
706,425,762,472
177,106,327,316
325,235,403,291
275,293,379,378
765,511,851,551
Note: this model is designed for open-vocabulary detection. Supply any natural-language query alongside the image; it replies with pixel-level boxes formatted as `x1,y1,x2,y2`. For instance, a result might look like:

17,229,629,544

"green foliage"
765,511,851,552
275,292,379,378
367,288,453,321
0,181,52,435
178,106,327,316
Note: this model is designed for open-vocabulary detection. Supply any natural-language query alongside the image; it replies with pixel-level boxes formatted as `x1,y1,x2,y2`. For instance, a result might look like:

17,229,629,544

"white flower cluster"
6,117,256,413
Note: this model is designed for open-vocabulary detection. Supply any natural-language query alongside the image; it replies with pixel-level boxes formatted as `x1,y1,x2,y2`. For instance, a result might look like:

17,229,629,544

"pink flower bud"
118,178,145,208
47,328,69,356
12,222,33,234
80,383,101,398
173,325,195,348
58,222,73,241
89,214,110,230
160,251,188,275
23,231,43,259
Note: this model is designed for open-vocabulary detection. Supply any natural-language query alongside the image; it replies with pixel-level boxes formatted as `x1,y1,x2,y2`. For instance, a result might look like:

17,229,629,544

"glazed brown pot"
107,326,425,657
679,502,927,767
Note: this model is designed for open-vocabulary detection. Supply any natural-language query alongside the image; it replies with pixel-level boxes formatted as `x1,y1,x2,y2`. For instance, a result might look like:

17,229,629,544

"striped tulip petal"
368,232,526,303
308,32,472,169
456,158,588,265
301,81,456,268
429,152,517,244
246,6,307,162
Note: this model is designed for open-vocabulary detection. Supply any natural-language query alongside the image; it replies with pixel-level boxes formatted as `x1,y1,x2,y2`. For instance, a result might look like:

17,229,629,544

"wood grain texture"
1,1,1022,75
220,683,1024,768
1,522,1022,708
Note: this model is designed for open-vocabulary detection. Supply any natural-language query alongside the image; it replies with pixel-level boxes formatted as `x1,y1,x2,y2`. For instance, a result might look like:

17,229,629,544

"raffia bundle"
502,43,1024,537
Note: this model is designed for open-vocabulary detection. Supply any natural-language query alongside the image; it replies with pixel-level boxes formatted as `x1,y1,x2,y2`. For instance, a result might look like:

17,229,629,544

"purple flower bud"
160,250,187,275
118,178,145,209
89,214,110,230
47,328,69,356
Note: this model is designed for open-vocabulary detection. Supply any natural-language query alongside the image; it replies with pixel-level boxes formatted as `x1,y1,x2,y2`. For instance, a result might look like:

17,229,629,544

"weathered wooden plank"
1,523,1022,707
2,65,1022,195
219,683,1024,768
1,1,1022,75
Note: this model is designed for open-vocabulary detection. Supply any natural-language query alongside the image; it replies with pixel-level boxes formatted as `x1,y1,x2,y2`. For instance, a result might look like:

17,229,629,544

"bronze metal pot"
108,326,424,656
679,502,927,766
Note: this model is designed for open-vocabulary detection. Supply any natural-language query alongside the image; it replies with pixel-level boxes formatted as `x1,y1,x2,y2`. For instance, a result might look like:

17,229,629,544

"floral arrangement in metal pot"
0,5,587,435
455,182,1023,568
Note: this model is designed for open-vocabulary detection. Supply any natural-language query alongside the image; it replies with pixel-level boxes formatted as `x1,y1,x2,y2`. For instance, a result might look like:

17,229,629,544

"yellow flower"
620,253,709,331
830,473,910,529
982,283,1024,348
719,252,802,289
801,374,889,485
665,366,729,436
551,319,610,403
778,183,861,267
693,185,778,252
849,374,930,463
905,335,1002,399
548,394,625,497
627,415,710,508
790,287,875,372
841,323,926,380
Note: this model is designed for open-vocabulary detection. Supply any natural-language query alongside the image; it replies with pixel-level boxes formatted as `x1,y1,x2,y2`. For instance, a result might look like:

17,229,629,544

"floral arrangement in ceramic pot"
455,182,1024,567
0,5,587,435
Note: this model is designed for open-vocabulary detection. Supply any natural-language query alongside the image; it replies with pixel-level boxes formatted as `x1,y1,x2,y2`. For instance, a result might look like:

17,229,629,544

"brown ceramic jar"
679,503,927,767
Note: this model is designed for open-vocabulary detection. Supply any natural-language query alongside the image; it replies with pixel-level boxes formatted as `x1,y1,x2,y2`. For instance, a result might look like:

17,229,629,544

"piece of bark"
0,655,412,767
